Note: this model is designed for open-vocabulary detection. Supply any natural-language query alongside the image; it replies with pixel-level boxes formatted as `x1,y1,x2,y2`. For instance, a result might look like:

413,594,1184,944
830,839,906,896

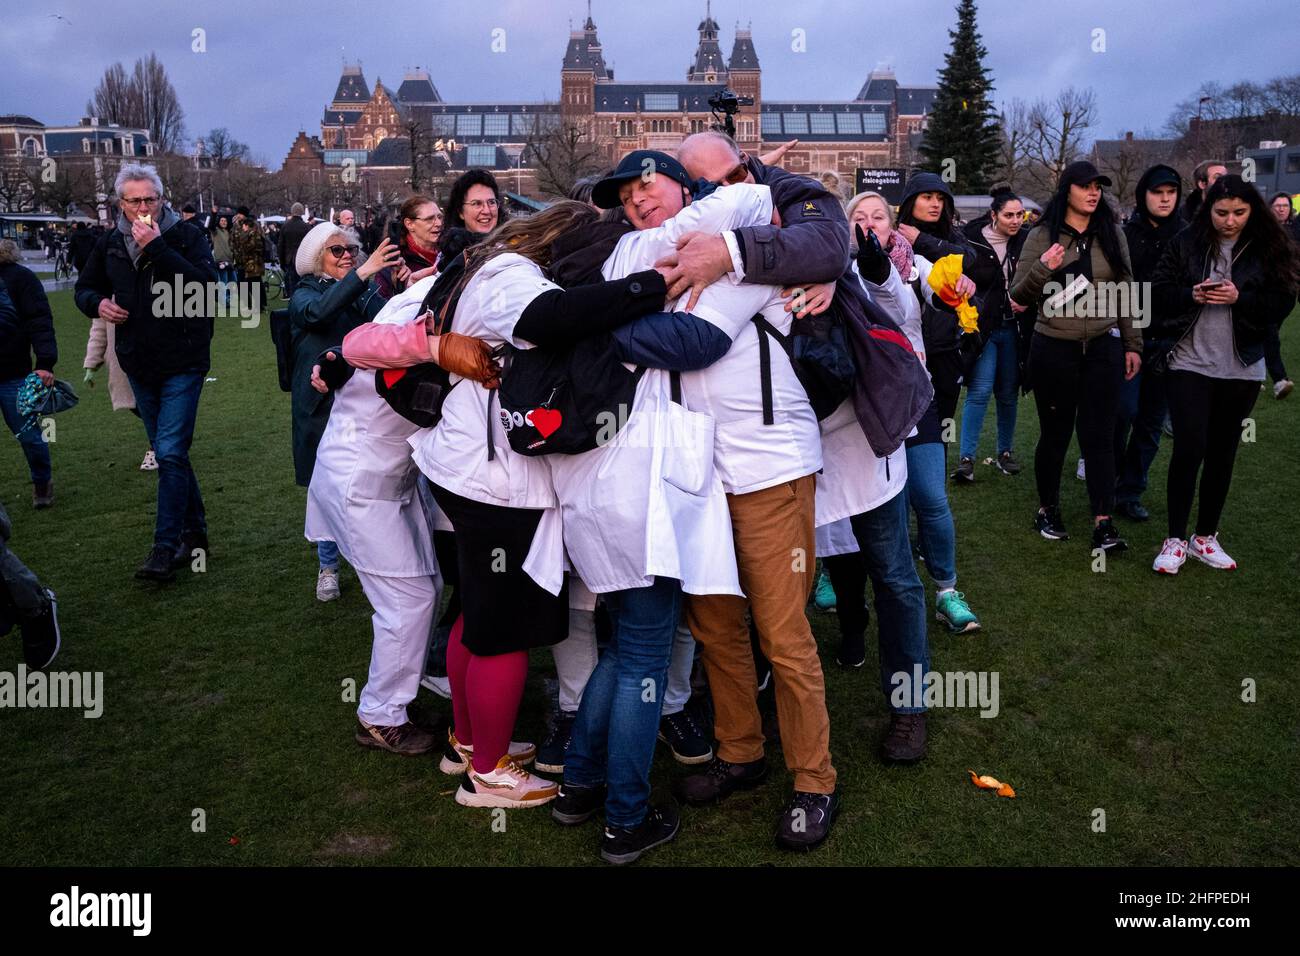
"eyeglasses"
326,244,361,258
721,158,750,185
463,198,498,211
120,196,160,207
411,214,443,223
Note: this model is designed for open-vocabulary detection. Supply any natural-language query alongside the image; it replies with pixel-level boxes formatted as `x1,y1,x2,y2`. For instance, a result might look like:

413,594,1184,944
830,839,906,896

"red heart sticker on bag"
531,407,562,438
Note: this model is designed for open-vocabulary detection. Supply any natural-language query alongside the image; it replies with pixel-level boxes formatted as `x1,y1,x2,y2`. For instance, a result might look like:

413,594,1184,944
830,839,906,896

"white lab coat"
305,279,440,578
546,184,775,597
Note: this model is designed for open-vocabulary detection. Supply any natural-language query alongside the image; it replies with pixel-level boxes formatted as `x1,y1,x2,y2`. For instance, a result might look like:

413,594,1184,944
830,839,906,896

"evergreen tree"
918,0,1001,193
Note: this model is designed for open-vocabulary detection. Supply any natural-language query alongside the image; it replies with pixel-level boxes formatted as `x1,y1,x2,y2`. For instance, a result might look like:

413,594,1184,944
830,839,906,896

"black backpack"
753,308,856,422
373,254,471,428
495,334,643,457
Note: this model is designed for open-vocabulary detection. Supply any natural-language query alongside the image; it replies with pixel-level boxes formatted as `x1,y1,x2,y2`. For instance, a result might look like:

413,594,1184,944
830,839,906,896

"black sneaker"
775,789,840,852
20,588,61,670
1035,506,1069,541
135,545,177,582
658,710,713,765
996,450,1022,475
677,755,768,806
551,780,606,826
1092,518,1128,553
535,709,577,774
171,530,210,571
951,457,975,483
836,633,867,668
600,801,680,865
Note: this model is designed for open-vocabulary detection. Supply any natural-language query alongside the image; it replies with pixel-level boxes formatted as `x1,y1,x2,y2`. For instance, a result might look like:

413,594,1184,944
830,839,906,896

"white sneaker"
1152,537,1188,575
1190,534,1237,570
1076,458,1087,480
140,450,158,471
420,674,452,699
455,756,558,808
439,729,536,775
316,567,341,601
1275,379,1294,400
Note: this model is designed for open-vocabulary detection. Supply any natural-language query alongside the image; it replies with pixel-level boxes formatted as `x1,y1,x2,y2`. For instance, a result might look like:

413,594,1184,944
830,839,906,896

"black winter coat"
288,271,387,486
0,261,57,381
74,219,218,383
962,215,1027,336
1150,231,1295,371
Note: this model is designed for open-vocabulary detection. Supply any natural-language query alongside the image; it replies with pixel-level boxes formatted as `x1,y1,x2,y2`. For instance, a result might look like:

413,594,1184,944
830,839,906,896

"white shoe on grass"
454,756,557,809
316,567,341,601
420,674,452,699
1189,534,1237,570
439,730,535,775
140,450,158,471
1152,537,1188,575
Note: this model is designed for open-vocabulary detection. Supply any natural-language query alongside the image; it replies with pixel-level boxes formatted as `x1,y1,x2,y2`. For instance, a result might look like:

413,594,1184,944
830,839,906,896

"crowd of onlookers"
0,144,1297,865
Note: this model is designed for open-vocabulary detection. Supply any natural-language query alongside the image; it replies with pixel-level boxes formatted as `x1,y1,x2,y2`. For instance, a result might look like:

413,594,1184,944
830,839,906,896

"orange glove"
435,332,499,388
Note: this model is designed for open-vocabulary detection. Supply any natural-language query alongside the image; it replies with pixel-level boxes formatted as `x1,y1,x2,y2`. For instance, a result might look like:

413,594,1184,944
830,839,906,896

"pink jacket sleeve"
342,320,431,369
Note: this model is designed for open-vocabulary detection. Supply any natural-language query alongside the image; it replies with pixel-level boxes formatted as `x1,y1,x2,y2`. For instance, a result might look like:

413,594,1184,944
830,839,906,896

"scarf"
116,204,180,266
403,236,440,270
885,229,915,280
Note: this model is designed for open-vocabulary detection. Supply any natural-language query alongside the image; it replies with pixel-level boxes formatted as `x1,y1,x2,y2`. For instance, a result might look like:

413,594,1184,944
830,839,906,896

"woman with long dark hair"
1150,175,1299,573
956,185,1030,481
1010,161,1142,552
895,173,981,633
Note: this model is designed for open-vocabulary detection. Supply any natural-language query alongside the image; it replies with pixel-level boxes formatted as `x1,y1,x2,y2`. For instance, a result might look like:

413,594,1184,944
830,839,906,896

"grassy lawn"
1,289,1297,867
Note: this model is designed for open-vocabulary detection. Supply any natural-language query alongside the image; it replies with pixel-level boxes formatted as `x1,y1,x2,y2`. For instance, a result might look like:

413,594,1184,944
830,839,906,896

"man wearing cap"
1114,164,1184,522
590,149,841,851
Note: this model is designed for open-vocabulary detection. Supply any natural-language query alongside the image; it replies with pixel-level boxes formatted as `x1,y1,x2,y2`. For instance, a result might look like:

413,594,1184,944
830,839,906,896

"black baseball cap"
592,150,693,209
1060,160,1112,189
1145,167,1181,190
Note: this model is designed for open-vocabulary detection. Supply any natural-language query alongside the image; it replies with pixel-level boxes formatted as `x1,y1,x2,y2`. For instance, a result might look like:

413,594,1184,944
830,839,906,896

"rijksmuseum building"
281,6,936,204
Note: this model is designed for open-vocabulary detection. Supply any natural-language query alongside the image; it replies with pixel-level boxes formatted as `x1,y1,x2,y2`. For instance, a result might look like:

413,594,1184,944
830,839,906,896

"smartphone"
1198,280,1225,290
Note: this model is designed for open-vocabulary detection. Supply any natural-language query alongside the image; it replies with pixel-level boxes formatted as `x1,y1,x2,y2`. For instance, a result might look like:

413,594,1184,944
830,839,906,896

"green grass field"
1,290,1297,867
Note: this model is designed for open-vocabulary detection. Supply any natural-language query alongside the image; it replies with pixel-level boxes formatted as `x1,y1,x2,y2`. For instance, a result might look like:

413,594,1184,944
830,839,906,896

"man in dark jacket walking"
0,240,57,507
75,164,218,582
1114,164,1184,521
278,203,311,298
67,223,97,274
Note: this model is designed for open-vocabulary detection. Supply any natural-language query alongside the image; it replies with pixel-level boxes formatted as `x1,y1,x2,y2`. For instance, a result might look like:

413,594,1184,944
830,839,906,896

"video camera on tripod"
708,87,754,139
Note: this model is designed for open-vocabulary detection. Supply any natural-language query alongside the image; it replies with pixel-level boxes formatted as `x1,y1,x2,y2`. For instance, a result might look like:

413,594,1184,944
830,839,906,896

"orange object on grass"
968,769,1016,798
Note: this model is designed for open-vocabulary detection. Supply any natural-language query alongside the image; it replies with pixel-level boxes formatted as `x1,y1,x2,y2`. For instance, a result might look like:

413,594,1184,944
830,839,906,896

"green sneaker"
812,567,836,612
936,590,980,634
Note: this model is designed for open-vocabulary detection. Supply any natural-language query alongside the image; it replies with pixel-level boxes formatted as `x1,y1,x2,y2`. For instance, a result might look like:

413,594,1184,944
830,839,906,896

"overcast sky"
3,0,1294,165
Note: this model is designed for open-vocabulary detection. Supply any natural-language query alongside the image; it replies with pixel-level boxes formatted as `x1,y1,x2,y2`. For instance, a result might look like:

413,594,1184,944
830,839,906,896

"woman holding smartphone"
1149,175,1299,573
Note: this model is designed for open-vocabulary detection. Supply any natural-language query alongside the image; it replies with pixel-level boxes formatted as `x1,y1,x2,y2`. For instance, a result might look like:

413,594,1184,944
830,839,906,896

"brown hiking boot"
33,481,53,509
677,755,768,806
355,719,436,756
880,713,927,763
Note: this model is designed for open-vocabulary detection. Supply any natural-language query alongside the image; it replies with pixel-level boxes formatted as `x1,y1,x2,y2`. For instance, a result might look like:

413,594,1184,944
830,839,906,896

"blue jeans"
317,539,339,569
127,371,206,552
217,268,237,304
564,576,683,828
905,442,957,590
1114,340,1171,507
0,377,52,484
849,490,929,714
959,325,1019,459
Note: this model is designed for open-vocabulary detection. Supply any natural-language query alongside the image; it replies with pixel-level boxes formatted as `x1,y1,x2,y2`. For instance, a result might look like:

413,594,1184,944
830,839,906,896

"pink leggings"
446,615,529,774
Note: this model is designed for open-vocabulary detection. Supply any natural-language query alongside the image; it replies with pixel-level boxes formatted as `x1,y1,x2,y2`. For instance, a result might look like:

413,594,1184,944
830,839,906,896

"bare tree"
1023,86,1097,197
995,99,1034,195
30,161,100,217
525,120,608,199
85,55,186,152
0,157,38,212
204,128,250,170
133,54,186,153
86,63,136,126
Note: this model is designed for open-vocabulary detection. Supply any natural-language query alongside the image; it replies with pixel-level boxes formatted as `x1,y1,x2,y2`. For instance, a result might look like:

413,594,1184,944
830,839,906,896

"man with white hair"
75,163,219,582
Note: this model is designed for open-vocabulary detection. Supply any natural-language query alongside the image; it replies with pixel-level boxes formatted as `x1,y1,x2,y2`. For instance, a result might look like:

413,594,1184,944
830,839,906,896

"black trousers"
1029,331,1124,515
428,482,568,656
1263,323,1289,383
1164,370,1259,541
823,552,870,645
